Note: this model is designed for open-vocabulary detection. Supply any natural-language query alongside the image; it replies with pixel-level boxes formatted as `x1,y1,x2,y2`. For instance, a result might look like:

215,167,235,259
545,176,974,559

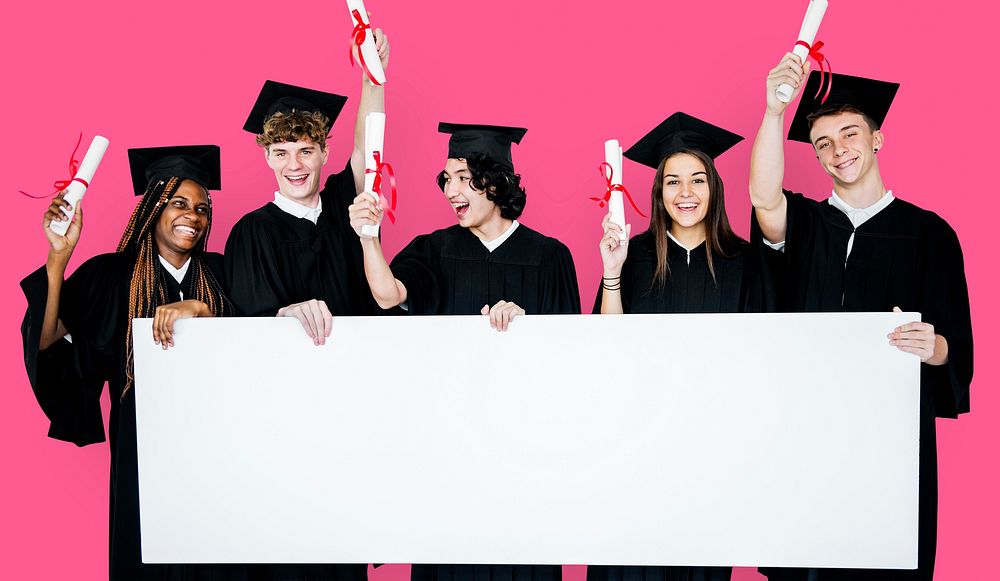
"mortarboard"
243,80,348,135
127,145,221,196
438,122,528,170
788,71,900,144
624,112,743,169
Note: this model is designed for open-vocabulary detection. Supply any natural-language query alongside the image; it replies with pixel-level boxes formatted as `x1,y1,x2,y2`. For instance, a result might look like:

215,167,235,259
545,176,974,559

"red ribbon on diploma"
19,132,89,198
366,151,397,224
795,40,833,104
349,9,382,86
591,162,646,218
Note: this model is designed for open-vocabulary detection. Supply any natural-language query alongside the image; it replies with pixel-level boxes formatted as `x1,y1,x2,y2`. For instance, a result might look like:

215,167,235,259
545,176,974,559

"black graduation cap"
438,122,528,169
788,71,900,144
242,80,348,135
127,145,222,196
623,112,743,169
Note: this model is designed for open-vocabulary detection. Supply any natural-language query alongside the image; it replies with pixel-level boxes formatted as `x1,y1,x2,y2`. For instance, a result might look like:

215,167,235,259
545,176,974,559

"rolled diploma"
50,135,109,236
604,140,627,242
361,112,386,238
776,0,829,103
346,0,386,85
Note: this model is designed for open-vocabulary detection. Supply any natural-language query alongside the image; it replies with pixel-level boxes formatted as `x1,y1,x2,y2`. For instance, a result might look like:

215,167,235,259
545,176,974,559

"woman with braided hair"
19,145,244,580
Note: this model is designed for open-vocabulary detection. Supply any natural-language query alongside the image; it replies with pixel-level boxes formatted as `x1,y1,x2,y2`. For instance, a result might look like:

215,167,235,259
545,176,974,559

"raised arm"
348,194,407,309
39,193,81,350
750,53,810,243
350,27,390,194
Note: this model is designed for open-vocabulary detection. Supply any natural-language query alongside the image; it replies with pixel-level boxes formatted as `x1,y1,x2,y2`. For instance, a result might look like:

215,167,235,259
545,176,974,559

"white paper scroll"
49,135,109,236
346,0,386,85
777,0,829,103
604,139,627,242
133,313,920,568
361,112,386,238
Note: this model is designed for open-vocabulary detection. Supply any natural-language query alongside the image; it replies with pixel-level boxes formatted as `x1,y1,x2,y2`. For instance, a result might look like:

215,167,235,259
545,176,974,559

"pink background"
2,1,996,579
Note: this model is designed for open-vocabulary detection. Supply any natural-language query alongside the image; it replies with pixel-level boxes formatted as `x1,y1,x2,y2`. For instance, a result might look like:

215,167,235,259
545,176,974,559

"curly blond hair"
256,110,331,151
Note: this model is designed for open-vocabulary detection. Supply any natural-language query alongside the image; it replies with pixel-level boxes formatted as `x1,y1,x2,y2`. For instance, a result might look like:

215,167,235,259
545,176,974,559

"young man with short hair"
749,54,973,581
226,32,390,345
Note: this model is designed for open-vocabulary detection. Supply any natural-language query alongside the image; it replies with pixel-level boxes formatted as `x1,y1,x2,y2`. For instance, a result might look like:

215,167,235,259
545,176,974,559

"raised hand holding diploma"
777,0,829,103
50,135,108,236
347,0,386,85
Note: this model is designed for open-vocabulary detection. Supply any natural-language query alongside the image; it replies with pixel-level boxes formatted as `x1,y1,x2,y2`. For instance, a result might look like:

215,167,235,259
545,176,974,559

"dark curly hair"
436,153,527,220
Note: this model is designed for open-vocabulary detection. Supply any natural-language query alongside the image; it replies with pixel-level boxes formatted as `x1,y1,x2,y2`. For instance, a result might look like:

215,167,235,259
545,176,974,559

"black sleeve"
320,159,361,226
919,219,973,418
748,190,819,312
19,256,121,447
390,233,440,315
323,159,378,316
224,216,289,317
538,240,581,315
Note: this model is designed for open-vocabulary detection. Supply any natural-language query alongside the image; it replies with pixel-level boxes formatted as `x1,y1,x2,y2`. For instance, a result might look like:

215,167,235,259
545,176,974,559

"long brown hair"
117,177,232,397
648,149,744,288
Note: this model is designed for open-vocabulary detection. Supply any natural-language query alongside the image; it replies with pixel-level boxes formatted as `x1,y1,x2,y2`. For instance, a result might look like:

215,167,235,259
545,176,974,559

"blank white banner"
132,312,919,568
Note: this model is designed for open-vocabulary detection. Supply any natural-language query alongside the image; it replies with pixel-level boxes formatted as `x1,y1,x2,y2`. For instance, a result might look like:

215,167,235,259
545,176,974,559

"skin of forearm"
351,77,386,194
600,289,624,314
927,335,950,366
750,112,787,211
361,237,405,309
39,250,71,350
600,265,624,314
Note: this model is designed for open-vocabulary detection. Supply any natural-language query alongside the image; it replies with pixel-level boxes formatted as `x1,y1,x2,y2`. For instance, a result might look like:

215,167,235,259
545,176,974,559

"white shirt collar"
828,190,895,229
157,255,191,284
481,220,520,252
666,231,704,252
272,192,323,224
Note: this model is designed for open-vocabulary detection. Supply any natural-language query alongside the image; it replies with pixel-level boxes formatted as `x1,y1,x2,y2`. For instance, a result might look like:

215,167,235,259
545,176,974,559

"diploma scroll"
776,0,829,103
604,140,627,242
50,135,109,236
346,0,387,85
361,112,385,238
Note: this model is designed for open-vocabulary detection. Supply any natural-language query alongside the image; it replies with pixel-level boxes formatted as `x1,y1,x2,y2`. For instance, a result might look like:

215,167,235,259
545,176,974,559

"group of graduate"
20,25,972,581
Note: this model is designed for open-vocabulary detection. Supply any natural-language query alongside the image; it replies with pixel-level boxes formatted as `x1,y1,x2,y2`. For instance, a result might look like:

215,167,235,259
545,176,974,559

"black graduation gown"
588,230,740,581
393,223,578,581
225,161,374,316
20,251,261,581
591,231,747,315
391,223,581,316
753,191,973,581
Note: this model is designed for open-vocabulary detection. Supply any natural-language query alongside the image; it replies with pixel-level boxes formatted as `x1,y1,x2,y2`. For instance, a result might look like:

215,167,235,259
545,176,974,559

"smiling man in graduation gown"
225,30,389,344
750,55,973,581
350,122,581,329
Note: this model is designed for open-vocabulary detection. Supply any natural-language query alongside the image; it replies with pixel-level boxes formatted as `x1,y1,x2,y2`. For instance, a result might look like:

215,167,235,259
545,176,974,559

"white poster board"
133,313,919,569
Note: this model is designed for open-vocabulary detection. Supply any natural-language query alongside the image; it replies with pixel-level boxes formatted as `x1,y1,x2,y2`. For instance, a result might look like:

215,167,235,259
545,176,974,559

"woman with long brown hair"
19,145,239,580
591,113,747,581
596,112,747,317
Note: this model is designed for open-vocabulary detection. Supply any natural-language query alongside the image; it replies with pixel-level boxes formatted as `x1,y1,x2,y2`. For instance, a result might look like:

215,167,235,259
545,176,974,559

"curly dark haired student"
436,151,527,220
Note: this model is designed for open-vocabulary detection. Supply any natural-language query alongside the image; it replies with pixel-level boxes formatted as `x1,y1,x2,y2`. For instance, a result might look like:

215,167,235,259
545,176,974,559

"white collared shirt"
158,255,192,299
829,190,894,260
761,190,895,259
480,220,520,253
271,192,323,224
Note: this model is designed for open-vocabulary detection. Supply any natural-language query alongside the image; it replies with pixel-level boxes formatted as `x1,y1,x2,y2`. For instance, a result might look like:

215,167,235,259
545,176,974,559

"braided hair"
117,176,233,396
